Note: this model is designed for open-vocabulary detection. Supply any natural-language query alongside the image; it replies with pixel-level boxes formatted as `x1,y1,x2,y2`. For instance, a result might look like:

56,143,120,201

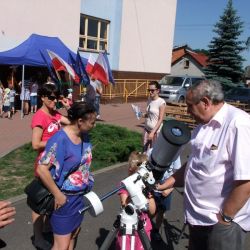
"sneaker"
96,115,101,119
151,229,163,242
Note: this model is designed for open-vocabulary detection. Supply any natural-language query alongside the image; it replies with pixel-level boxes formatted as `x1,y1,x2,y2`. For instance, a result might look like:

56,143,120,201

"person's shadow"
163,219,189,249
0,239,7,249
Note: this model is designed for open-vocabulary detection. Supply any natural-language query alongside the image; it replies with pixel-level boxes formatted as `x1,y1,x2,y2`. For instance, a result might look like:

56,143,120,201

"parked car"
225,87,250,104
159,75,205,103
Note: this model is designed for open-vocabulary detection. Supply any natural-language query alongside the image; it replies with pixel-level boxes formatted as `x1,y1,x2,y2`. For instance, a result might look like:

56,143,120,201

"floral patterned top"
39,129,94,194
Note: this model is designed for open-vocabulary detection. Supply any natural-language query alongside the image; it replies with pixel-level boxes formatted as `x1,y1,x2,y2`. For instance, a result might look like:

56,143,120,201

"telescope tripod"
100,204,152,250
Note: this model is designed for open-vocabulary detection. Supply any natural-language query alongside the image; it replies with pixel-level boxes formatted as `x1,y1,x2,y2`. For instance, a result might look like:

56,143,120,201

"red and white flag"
85,54,96,75
47,50,80,83
92,53,109,85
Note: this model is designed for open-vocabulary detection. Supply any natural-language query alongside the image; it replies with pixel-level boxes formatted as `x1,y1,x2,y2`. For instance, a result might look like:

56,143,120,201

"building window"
184,59,190,69
79,14,110,52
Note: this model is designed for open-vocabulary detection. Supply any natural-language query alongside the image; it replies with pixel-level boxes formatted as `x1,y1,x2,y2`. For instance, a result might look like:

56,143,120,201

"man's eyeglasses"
147,89,157,93
46,95,57,101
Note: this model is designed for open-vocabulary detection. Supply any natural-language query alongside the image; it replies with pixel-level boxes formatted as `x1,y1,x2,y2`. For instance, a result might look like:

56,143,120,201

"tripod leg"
121,235,127,250
130,230,136,250
137,220,152,250
100,216,121,250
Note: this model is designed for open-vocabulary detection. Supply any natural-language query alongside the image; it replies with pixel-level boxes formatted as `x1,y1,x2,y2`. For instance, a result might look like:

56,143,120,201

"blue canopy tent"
0,33,87,66
0,33,87,117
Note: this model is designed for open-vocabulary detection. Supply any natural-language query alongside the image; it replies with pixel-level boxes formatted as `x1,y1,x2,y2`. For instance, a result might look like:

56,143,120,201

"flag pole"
20,65,25,119
54,70,62,92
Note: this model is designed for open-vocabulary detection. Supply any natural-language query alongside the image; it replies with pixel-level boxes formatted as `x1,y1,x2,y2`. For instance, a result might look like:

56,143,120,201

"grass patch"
0,123,142,199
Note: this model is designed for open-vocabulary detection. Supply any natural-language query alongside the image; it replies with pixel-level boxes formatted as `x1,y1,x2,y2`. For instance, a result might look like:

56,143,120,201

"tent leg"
21,65,25,119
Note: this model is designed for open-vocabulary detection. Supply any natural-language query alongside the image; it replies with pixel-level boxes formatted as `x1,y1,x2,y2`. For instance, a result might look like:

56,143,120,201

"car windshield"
160,77,185,86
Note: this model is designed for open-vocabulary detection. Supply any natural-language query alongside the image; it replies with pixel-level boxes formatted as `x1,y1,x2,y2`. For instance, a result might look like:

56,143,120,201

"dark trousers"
188,222,247,250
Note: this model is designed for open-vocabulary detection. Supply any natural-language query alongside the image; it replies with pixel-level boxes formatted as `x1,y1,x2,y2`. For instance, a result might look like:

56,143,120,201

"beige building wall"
0,0,80,51
171,58,205,77
119,0,177,74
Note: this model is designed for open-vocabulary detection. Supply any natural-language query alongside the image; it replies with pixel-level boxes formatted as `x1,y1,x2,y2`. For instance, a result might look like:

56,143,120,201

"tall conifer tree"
205,0,245,84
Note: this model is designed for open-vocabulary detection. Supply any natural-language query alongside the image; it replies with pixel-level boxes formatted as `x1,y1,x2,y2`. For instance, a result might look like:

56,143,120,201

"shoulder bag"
24,178,54,215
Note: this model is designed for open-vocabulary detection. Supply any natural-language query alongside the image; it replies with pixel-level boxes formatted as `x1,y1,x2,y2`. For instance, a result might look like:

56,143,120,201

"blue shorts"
30,96,37,106
153,191,172,212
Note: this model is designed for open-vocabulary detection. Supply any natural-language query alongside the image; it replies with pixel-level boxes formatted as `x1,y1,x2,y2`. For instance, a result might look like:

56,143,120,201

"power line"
176,24,213,28
176,22,250,28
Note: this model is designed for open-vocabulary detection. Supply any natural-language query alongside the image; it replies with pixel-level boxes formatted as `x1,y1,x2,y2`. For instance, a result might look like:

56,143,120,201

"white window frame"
79,14,110,52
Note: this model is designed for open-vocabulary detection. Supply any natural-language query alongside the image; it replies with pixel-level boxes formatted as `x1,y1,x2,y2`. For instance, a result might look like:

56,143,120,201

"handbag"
24,178,54,215
24,139,90,215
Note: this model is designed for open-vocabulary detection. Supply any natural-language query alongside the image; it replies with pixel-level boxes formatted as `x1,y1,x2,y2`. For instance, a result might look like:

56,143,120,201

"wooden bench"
165,104,196,129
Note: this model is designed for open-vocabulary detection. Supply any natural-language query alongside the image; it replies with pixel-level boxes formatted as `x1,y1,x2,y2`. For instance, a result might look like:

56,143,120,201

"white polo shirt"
184,103,250,231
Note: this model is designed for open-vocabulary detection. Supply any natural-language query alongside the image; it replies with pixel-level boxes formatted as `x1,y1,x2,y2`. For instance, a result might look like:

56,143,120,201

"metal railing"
80,79,157,103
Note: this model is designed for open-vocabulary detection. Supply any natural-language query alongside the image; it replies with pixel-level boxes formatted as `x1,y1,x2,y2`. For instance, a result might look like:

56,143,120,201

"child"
116,151,156,250
9,84,16,116
1,88,11,119
151,156,182,241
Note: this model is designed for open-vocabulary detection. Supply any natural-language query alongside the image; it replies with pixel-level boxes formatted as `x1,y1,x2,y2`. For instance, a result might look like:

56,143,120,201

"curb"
9,162,127,204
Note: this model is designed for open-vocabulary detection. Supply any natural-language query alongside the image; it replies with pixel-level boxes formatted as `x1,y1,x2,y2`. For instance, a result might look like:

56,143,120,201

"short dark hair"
149,81,160,90
39,83,59,97
67,101,96,122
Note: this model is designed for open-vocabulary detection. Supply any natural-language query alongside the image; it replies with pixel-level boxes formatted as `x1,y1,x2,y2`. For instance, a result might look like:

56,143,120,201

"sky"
174,0,250,67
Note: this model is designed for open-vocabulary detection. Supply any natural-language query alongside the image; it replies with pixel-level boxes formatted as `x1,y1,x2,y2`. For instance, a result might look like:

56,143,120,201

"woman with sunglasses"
30,83,70,250
143,81,166,153
37,102,96,250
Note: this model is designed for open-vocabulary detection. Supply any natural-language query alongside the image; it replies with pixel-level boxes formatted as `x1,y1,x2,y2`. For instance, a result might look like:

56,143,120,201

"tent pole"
21,65,25,119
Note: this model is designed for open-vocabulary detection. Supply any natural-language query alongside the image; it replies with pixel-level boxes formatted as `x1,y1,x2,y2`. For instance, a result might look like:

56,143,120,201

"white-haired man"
157,80,250,250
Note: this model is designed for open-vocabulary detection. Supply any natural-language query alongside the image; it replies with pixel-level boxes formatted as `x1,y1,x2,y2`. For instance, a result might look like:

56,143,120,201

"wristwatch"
220,210,233,223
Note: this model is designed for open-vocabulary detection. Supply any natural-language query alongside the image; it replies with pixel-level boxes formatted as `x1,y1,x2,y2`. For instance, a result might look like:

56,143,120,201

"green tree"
193,49,209,56
205,0,245,84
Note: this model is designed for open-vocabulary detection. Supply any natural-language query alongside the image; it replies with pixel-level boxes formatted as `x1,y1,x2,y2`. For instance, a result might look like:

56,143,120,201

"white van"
159,75,205,103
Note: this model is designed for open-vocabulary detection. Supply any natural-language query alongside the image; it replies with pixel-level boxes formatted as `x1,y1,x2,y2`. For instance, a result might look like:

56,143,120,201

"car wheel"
178,96,185,103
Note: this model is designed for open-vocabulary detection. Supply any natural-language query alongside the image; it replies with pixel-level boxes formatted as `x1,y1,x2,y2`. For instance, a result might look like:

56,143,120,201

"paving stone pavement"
0,102,146,158
1,102,249,249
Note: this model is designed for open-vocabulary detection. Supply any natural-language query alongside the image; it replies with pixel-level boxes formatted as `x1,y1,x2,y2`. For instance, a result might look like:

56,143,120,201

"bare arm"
32,126,46,151
161,187,174,197
59,97,71,110
218,180,250,224
37,164,67,209
96,86,102,96
156,163,187,190
0,201,16,228
120,193,129,207
60,115,70,125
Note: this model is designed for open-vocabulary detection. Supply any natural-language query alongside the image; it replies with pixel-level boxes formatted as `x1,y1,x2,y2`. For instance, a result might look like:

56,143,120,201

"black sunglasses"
46,95,57,101
147,89,157,92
